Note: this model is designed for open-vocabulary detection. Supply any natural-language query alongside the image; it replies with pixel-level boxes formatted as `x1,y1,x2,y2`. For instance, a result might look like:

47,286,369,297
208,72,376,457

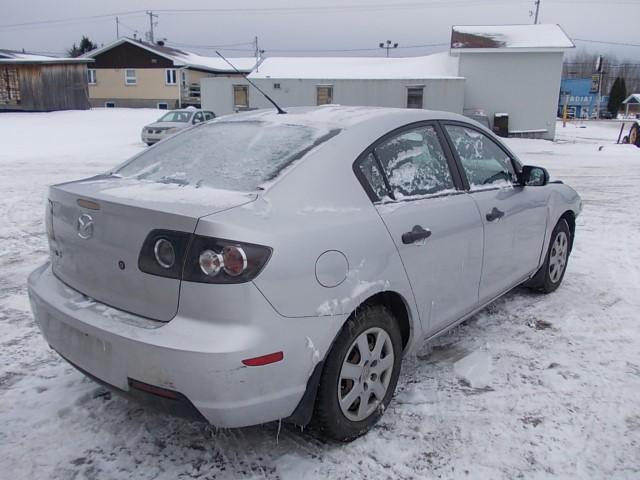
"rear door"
441,123,548,303
355,123,484,335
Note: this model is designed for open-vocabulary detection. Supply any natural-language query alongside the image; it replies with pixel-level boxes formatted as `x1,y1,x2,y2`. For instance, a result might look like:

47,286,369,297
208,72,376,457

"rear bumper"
28,263,346,427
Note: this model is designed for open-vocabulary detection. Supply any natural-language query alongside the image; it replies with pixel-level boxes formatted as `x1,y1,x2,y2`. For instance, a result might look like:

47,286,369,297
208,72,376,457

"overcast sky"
2,0,639,61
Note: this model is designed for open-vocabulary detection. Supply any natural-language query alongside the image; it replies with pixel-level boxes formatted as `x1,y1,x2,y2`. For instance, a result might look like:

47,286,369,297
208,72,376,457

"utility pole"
379,40,398,57
115,16,119,39
253,36,264,72
146,10,158,43
533,0,541,24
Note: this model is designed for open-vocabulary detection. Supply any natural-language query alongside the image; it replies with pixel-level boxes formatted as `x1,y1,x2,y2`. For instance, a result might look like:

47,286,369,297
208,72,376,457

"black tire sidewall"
540,219,571,293
313,305,403,441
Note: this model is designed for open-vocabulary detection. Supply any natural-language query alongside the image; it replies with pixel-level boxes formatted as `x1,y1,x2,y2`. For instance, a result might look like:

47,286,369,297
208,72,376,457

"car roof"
166,108,211,113
220,105,481,132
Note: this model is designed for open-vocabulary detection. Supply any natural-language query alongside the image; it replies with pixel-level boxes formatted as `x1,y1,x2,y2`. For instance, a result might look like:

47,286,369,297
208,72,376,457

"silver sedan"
28,106,581,441
141,108,215,145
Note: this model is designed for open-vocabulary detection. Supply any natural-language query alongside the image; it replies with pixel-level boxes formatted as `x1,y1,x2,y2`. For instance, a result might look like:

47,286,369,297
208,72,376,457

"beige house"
82,38,256,109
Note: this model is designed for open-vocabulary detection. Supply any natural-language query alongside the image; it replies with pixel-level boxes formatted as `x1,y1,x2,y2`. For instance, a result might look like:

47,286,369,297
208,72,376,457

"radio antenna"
215,51,286,115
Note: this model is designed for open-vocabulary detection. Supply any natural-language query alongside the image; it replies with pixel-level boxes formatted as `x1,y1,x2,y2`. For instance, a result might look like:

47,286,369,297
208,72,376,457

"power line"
0,1,527,29
573,38,640,48
264,42,449,53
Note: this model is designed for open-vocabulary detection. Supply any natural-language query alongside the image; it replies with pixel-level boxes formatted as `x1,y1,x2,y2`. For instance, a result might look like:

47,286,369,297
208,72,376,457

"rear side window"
444,125,516,188
117,121,339,191
374,126,454,198
357,153,389,200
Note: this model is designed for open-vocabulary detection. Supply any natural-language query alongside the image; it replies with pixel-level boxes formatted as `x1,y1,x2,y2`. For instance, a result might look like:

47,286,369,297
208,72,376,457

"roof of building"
0,49,93,64
82,38,256,73
248,52,461,80
451,24,575,51
623,94,640,104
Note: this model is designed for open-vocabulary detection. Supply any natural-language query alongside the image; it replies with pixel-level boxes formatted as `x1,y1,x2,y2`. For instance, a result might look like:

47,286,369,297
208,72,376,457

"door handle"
486,207,505,222
402,225,432,245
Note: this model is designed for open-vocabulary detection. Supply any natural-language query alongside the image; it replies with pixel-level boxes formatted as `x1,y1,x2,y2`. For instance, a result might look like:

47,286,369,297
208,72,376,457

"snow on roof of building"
451,24,575,51
248,52,461,80
0,49,93,64
623,94,640,104
82,38,256,73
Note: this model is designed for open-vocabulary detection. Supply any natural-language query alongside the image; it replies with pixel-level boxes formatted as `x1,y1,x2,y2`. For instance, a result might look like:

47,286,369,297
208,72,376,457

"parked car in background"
29,106,581,441
141,108,215,145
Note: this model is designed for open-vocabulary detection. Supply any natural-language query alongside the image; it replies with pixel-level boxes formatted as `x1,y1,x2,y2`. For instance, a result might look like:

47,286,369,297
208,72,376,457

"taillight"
138,230,191,279
138,230,271,284
183,235,272,284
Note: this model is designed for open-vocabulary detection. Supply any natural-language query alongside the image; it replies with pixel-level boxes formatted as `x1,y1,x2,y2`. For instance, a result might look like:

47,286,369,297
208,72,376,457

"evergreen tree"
67,36,98,57
607,77,627,116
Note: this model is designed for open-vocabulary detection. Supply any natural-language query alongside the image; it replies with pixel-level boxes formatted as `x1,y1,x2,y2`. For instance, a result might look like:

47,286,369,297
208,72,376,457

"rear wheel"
525,219,571,293
312,305,402,441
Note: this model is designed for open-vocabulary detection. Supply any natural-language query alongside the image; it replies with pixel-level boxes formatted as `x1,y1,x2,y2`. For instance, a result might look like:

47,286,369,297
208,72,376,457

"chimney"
156,40,165,46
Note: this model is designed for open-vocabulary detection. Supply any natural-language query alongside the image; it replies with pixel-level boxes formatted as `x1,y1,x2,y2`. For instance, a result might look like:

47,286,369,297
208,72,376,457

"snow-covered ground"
1,111,639,479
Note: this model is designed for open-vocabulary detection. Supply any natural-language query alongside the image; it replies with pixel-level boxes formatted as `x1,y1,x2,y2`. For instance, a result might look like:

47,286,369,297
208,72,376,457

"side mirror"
521,165,549,186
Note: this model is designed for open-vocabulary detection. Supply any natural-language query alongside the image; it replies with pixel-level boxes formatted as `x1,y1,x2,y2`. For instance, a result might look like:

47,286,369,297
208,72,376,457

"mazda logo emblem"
77,213,94,239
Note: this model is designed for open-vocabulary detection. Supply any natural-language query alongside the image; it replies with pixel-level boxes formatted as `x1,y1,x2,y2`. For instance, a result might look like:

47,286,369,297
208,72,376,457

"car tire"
525,219,571,293
312,305,403,442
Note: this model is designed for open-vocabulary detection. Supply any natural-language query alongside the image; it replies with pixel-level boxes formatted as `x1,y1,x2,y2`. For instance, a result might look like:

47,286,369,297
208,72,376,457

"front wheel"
525,219,571,293
312,305,402,442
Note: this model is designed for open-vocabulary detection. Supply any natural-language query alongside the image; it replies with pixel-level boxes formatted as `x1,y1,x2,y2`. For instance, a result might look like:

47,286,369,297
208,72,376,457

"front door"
442,123,548,303
356,123,484,334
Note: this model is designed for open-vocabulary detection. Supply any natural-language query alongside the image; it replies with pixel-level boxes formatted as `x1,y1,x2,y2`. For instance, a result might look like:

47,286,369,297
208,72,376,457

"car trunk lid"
48,175,256,321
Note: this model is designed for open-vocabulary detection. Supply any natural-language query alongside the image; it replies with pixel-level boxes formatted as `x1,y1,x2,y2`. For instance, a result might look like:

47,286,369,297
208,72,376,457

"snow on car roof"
221,105,464,130
248,52,461,80
451,24,575,50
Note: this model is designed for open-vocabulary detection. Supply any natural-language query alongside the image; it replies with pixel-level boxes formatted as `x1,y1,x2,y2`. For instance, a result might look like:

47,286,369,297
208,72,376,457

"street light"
379,40,398,57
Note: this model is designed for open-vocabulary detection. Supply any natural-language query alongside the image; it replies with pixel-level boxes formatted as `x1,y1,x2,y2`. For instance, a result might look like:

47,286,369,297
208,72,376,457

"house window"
316,85,333,105
233,85,249,108
157,102,169,110
406,86,424,109
87,69,97,85
165,69,177,85
104,101,116,108
124,69,137,85
273,83,281,90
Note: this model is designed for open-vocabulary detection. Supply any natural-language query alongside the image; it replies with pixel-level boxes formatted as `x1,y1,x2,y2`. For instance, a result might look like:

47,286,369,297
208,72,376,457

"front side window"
406,86,423,109
87,69,96,85
316,85,333,105
444,125,516,188
193,112,204,123
233,85,248,107
116,121,340,191
374,126,454,198
165,68,177,85
125,69,136,85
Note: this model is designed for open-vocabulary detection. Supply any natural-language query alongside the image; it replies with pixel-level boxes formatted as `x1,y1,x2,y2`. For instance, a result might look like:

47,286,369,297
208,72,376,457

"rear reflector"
128,379,179,400
242,351,284,367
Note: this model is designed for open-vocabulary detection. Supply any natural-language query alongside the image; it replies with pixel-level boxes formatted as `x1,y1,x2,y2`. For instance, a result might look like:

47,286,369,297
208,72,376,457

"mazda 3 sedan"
28,106,581,441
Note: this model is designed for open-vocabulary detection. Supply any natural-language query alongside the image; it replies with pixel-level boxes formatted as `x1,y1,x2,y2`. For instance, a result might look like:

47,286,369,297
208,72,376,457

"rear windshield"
158,111,193,122
117,121,339,191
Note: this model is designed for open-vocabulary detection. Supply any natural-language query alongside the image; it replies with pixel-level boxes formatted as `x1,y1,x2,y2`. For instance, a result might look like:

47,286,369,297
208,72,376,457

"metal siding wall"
457,51,564,139
201,77,465,116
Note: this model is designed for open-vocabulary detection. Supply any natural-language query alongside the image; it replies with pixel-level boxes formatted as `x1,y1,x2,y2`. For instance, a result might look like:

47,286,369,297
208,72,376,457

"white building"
201,24,574,139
